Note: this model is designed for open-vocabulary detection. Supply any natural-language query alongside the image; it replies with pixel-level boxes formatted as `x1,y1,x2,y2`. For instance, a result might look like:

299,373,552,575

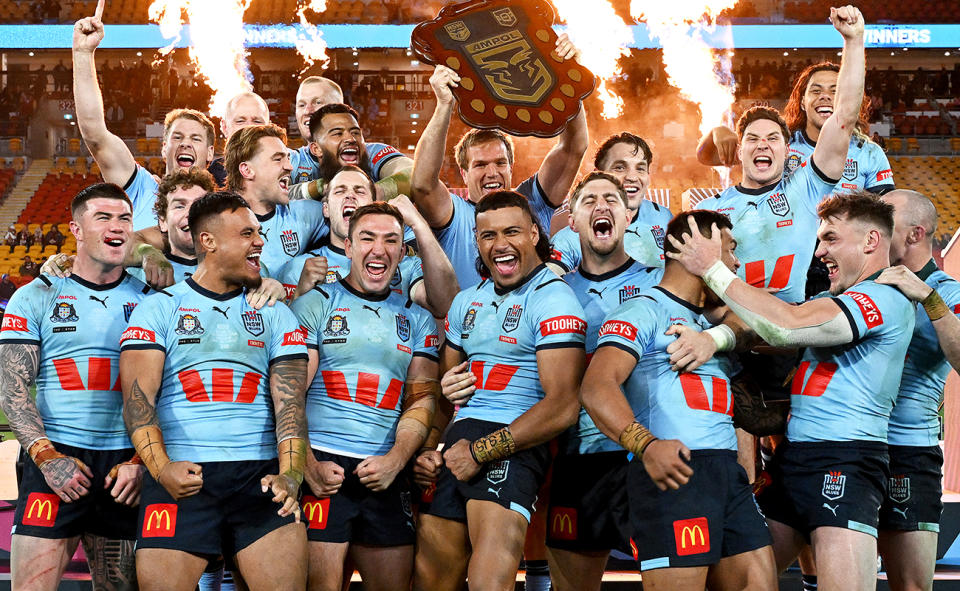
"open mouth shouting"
246,251,262,273
481,181,504,195
339,144,360,165
823,258,838,282
753,154,773,172
814,105,834,119
492,252,520,277
342,203,357,222
175,152,196,168
278,175,290,194
103,236,126,250
592,216,614,240
364,259,388,281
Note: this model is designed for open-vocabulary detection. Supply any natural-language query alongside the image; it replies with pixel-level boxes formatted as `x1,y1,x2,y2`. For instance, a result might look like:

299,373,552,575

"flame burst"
550,0,632,118
149,0,253,117
295,0,330,70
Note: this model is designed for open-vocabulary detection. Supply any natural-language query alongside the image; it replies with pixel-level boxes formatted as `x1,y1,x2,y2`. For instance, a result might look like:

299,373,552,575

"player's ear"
863,228,882,254
309,141,321,159
205,143,215,164
68,219,82,241
239,161,255,182
198,230,216,253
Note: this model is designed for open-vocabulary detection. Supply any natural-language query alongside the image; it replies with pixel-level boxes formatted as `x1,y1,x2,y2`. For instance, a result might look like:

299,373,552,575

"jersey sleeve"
0,280,46,345
549,227,580,273
266,303,309,363
862,142,894,193
530,280,587,351
276,256,305,299
119,293,169,351
411,305,440,361
290,288,330,350
786,157,841,215
516,174,558,232
834,282,906,342
934,276,960,317
123,165,160,231
692,195,719,211
402,255,424,291
444,291,467,352
367,142,404,180
596,299,657,360
291,200,329,247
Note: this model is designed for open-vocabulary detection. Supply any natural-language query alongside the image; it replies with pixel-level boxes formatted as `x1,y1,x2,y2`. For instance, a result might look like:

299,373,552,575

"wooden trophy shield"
411,0,596,138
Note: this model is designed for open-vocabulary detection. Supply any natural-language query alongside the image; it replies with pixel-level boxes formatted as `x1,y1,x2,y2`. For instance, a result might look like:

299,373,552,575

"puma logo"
258,228,271,240
587,287,607,299
363,305,381,318
487,487,501,499
822,503,839,516
212,306,230,319
89,295,108,308
491,301,501,311
892,507,909,519
624,228,641,237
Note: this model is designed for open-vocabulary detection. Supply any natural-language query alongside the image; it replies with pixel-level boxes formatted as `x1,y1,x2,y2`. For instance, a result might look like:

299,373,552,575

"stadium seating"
889,156,960,243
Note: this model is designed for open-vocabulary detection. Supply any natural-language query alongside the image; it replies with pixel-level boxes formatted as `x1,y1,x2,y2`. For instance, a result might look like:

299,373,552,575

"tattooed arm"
0,343,93,501
120,348,203,499
263,357,308,521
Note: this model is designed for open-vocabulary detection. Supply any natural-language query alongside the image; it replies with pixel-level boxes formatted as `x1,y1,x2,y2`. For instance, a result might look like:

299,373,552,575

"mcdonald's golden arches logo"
142,503,177,538
548,507,577,541
673,517,710,556
22,492,59,527
301,495,330,530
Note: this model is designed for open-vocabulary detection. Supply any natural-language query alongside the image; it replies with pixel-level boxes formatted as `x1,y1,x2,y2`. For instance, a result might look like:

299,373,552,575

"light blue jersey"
119,278,308,462
551,200,672,271
288,142,403,186
292,280,438,458
122,165,161,231
445,264,586,425
786,130,894,194
255,200,328,273
128,252,198,284
596,286,737,451
0,273,152,449
694,158,837,303
275,244,423,301
889,260,960,446
436,175,556,288
787,278,915,443
563,259,662,454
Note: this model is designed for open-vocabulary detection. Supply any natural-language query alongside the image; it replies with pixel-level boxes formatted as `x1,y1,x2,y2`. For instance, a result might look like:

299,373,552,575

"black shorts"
301,449,415,546
545,450,629,553
137,459,296,557
13,444,138,540
628,450,770,571
879,444,943,533
756,440,888,539
421,418,550,523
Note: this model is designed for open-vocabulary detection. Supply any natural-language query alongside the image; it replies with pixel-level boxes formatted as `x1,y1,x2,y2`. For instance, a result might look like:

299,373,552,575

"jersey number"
53,357,121,392
790,361,838,397
178,369,262,403
744,255,794,290
470,361,519,391
679,374,733,415
321,371,403,410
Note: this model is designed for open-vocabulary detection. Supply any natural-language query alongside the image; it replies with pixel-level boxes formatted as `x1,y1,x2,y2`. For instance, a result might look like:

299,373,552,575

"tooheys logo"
673,517,710,556
1,314,27,331
22,492,58,527
371,145,398,165
283,327,307,346
844,291,883,328
142,503,177,537
599,320,637,341
282,284,296,300
539,316,586,336
548,507,577,541
425,335,440,348
301,495,330,530
120,327,156,343
877,169,893,182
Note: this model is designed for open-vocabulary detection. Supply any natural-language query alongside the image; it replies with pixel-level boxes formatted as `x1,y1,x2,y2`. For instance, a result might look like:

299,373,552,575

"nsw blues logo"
50,302,78,323
396,314,410,342
123,302,137,323
242,310,264,337
619,285,641,304
175,314,204,336
280,230,300,256
650,225,665,250
323,314,350,337
889,475,910,503
842,158,858,181
462,308,477,333
502,304,523,333
767,192,790,217
486,460,510,485
391,268,403,289
821,471,846,501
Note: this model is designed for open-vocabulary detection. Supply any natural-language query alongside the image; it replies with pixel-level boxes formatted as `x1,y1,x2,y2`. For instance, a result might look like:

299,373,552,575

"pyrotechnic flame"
295,0,330,71
550,0,632,118
149,0,253,117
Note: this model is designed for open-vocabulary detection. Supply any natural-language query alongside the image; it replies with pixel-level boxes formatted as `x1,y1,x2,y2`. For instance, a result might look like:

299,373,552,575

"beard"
319,146,374,182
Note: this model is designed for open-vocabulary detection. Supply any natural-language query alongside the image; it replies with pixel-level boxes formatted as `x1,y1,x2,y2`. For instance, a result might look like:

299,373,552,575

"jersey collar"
185,277,244,301
578,258,638,283
493,263,545,296
327,243,346,257
339,277,391,302
799,128,817,147
165,252,198,267
653,285,703,315
915,259,939,281
69,270,128,291
255,206,277,223
734,180,780,196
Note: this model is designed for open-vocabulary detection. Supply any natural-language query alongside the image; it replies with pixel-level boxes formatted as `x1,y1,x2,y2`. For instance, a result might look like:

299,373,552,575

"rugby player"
413,191,587,591
874,190,960,591
209,93,273,185
119,191,310,591
0,183,153,591
669,191,916,591
544,172,663,590
409,35,589,287
551,133,672,271
291,202,440,590
73,0,216,230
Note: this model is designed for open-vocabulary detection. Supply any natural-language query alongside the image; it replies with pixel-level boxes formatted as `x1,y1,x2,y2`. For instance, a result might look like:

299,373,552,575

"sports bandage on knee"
470,427,516,464
619,422,657,458
702,260,738,297
923,289,950,321
28,438,66,469
277,437,307,486
131,425,172,481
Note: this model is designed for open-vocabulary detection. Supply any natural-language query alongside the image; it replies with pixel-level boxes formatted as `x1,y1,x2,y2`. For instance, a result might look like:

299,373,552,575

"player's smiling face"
206,207,264,290
816,213,870,295
802,70,838,133
462,140,513,203
295,81,341,139
162,117,214,172
476,206,540,290
323,169,375,243
344,213,404,294
569,178,631,257
71,197,133,269
244,136,293,205
160,184,207,258
739,119,787,188
222,95,270,141
312,113,366,168
599,142,650,211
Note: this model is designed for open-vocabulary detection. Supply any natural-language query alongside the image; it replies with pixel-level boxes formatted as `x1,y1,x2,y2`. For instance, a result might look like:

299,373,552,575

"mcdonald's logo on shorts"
142,504,177,537
673,517,710,556
301,495,330,530
548,507,577,541
22,492,59,527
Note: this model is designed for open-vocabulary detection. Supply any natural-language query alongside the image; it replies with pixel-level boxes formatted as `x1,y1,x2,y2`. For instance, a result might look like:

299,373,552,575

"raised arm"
392,194,458,317
265,357,309,521
811,5,865,181
376,156,414,202
410,66,458,228
0,343,93,501
696,126,740,167
72,0,137,187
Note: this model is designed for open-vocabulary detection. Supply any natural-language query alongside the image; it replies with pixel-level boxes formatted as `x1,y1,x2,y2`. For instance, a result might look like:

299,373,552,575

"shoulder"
289,199,324,214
